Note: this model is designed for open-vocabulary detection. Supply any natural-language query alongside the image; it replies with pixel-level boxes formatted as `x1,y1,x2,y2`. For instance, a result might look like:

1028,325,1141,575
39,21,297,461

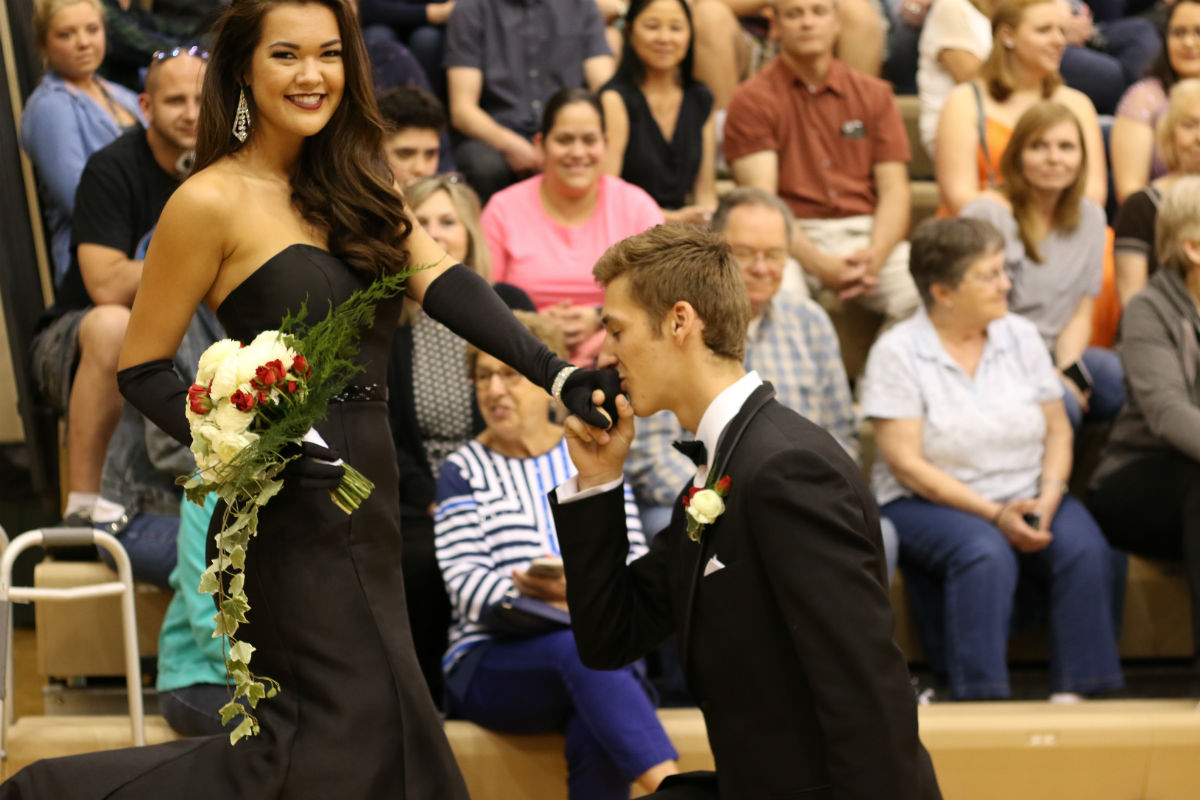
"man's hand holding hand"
563,390,634,490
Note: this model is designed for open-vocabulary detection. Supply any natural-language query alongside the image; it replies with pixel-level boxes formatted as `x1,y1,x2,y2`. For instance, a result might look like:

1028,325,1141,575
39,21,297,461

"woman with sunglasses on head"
22,0,144,286
598,0,717,225
1,0,620,795
387,173,534,706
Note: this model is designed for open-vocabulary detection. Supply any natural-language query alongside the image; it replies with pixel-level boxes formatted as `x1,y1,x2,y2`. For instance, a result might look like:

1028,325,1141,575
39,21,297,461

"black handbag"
481,591,571,637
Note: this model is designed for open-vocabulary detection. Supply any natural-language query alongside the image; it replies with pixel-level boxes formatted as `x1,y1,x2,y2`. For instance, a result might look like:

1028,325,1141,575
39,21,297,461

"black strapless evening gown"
1,245,470,799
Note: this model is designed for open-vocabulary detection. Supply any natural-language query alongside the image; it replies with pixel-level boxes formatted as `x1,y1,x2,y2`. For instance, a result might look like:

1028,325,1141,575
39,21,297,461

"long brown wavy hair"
998,101,1087,263
193,0,409,278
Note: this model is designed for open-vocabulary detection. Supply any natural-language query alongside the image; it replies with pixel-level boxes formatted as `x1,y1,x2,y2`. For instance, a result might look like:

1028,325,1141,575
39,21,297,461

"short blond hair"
593,224,750,362
1155,175,1200,275
1157,79,1200,173
465,311,567,379
34,0,103,45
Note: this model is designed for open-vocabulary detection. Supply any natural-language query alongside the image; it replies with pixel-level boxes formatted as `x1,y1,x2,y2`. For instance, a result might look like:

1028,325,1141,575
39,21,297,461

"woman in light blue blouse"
22,0,144,285
861,217,1122,701
435,312,678,800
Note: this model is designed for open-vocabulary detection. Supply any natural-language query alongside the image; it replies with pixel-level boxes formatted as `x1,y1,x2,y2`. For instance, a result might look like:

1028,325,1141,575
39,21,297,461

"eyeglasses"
962,268,1008,285
730,246,787,268
151,45,210,62
473,368,524,389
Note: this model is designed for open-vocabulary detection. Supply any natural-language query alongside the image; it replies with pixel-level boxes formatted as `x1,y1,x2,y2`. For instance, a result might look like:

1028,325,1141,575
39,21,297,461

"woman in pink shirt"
482,88,665,364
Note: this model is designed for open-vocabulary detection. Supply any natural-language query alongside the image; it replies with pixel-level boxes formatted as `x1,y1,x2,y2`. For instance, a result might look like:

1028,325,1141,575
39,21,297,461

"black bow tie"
672,439,707,467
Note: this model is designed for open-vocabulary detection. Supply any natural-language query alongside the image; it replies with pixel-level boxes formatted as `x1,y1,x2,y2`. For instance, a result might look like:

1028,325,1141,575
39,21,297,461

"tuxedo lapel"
677,382,777,664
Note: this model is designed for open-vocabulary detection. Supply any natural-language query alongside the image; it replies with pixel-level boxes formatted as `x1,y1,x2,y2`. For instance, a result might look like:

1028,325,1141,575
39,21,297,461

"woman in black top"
600,0,716,224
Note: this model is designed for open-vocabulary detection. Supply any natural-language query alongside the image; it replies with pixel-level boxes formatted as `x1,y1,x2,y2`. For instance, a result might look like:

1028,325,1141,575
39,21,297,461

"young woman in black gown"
1,0,619,796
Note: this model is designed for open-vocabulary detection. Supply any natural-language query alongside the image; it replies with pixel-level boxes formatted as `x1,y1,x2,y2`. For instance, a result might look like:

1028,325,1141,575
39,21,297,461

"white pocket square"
703,555,725,577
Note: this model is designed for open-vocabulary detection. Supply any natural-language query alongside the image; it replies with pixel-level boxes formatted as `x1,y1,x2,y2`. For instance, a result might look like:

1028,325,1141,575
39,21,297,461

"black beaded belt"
330,383,388,403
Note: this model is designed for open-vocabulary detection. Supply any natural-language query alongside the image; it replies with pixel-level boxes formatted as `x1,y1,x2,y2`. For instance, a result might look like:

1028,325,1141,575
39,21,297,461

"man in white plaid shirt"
625,188,859,531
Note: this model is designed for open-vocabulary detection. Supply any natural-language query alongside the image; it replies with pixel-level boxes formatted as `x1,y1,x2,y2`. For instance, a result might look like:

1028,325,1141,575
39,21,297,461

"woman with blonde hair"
934,0,1106,214
388,173,534,706
1113,79,1200,304
960,101,1123,429
21,0,144,284
1090,176,1200,672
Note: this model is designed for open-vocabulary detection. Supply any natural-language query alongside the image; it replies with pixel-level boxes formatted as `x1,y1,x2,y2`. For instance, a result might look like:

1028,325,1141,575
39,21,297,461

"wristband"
1041,477,1069,494
551,365,580,401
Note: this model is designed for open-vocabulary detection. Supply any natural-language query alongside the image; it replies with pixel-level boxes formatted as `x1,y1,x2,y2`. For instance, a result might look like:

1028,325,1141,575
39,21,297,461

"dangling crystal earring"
233,87,250,143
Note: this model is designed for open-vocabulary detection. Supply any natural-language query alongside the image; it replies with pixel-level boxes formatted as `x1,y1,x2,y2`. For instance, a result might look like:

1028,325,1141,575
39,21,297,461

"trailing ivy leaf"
229,717,255,745
229,640,255,664
219,701,242,725
256,479,284,505
230,545,246,570
229,572,245,597
198,569,220,595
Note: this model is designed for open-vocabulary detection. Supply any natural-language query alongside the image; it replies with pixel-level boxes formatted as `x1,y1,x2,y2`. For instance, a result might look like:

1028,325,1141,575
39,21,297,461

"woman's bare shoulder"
165,163,246,225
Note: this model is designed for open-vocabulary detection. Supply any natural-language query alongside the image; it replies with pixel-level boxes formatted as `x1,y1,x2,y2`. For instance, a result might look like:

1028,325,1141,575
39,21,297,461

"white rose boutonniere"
683,475,732,543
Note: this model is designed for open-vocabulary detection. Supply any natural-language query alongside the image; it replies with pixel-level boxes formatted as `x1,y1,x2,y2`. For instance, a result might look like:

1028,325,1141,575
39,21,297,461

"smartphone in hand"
1063,360,1094,394
527,556,564,580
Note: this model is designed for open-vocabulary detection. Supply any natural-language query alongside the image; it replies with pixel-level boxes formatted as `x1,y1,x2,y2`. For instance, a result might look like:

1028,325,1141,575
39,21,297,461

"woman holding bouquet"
0,0,620,796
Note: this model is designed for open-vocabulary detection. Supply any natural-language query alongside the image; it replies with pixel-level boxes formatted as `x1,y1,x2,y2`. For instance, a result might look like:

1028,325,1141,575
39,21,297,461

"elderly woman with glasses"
386,173,534,705
861,216,1123,701
435,311,679,800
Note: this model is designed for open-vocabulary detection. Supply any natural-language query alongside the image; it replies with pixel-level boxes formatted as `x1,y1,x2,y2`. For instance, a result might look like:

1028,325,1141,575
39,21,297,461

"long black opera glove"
421,264,621,428
116,358,192,447
279,440,346,489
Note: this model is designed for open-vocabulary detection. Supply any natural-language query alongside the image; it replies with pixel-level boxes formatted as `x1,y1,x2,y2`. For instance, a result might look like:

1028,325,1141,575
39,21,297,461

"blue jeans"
96,512,179,590
884,494,1124,699
159,684,232,737
445,631,678,800
1059,18,1160,114
1060,346,1126,431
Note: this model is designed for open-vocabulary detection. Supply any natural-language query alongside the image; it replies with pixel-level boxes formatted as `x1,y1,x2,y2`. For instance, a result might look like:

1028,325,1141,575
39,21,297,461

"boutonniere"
682,475,731,543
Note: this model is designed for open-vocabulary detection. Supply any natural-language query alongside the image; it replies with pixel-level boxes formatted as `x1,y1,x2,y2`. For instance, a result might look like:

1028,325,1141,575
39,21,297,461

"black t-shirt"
1112,184,1162,278
52,128,180,316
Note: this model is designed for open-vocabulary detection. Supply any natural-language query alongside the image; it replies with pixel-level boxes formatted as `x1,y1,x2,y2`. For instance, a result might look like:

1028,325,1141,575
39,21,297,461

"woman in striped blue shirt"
435,312,679,800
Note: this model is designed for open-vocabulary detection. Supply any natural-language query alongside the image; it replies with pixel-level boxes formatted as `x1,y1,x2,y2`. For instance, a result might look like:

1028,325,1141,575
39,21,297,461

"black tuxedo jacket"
551,383,941,799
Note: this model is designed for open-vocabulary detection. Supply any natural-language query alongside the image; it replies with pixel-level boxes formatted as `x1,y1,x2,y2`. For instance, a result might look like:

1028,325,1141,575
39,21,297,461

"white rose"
211,428,259,465
210,359,241,400
212,400,255,434
196,339,243,384
687,489,725,525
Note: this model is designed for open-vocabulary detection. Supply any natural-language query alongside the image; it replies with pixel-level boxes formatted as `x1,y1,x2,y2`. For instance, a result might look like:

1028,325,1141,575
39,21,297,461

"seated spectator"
935,0,1106,214
377,85,447,185
156,493,227,735
388,174,534,704
30,49,203,527
1114,79,1200,304
1089,176,1200,671
960,101,1123,430
886,0,935,95
445,0,615,202
1057,0,1159,117
690,0,886,114
21,0,145,285
482,89,664,364
99,0,198,90
917,0,996,158
863,216,1123,701
1111,0,1200,203
435,312,678,799
725,0,921,326
359,0,454,98
599,0,718,224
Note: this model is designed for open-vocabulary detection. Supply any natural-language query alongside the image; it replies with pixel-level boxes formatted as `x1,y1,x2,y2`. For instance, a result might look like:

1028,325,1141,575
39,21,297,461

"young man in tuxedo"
548,223,941,799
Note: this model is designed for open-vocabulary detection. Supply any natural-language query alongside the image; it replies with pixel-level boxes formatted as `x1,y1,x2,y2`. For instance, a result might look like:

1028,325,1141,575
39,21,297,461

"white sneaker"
1048,692,1085,704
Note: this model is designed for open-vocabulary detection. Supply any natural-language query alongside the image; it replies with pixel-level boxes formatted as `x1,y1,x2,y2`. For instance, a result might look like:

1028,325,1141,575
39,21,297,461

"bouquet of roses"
181,271,409,744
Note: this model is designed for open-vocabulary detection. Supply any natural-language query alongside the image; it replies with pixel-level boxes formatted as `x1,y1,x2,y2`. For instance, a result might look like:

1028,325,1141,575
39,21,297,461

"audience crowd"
11,0,1200,791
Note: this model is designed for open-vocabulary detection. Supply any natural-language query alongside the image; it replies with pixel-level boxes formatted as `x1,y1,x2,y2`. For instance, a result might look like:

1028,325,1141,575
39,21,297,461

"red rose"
715,476,732,494
256,391,269,406
292,355,311,378
187,383,211,415
682,486,700,507
254,359,286,389
231,390,256,412
286,380,298,394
